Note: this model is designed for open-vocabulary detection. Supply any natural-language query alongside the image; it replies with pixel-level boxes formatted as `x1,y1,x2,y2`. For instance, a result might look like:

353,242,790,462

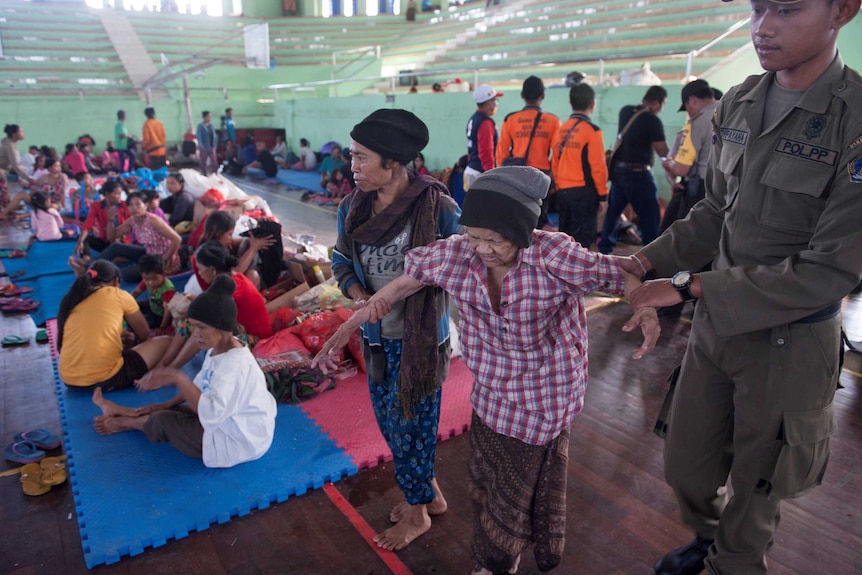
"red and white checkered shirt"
405,230,626,445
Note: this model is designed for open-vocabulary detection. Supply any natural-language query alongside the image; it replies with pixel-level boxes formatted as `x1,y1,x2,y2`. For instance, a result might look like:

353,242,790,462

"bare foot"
92,388,138,418
390,478,448,522
373,504,431,551
93,415,140,435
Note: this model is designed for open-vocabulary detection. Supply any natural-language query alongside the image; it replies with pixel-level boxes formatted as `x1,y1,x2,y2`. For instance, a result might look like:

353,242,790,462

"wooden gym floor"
0,179,860,575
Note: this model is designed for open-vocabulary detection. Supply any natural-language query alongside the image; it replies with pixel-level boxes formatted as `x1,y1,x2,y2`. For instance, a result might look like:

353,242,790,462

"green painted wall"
5,95,277,156
275,85,685,199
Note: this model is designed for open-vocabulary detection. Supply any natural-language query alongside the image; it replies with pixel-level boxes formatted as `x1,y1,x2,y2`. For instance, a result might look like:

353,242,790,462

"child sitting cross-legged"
92,275,277,468
130,254,175,335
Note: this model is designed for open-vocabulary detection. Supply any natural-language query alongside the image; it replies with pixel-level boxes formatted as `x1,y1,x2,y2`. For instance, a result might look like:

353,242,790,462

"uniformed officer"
658,79,718,234
624,0,862,573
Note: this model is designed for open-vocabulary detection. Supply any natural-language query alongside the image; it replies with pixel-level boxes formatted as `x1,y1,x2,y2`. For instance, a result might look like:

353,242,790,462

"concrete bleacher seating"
0,0,752,99
401,0,751,89
128,11,413,68
0,1,134,96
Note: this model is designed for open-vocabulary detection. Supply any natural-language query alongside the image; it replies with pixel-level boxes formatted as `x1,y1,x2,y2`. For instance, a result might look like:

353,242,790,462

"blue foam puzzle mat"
2,239,78,281
54,362,358,568
275,168,321,191
13,272,75,325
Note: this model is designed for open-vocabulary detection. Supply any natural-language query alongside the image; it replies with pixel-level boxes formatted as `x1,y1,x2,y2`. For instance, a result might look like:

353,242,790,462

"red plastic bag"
199,188,225,208
296,311,345,355
270,307,302,333
252,329,311,363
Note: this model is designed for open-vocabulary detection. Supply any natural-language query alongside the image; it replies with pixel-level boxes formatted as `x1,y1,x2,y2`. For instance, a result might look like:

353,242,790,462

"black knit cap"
350,109,429,165
459,166,551,248
188,274,237,333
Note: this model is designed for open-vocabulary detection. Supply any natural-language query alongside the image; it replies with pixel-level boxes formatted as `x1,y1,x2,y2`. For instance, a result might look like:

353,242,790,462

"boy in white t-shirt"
92,274,277,468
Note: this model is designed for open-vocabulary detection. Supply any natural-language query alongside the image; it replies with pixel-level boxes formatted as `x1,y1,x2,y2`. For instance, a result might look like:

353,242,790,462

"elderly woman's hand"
621,306,660,360
134,367,179,392
311,322,354,374
311,299,392,373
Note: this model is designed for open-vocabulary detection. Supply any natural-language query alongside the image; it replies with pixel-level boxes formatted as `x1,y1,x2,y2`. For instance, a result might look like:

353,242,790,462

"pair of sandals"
19,457,67,496
0,297,39,314
2,329,48,347
6,429,65,495
0,283,33,297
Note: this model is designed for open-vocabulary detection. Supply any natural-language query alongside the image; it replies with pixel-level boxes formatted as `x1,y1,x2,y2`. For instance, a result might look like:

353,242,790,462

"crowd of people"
2,2,861,574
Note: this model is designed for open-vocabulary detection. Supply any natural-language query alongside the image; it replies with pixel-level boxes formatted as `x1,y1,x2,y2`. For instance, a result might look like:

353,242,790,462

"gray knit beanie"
459,166,550,247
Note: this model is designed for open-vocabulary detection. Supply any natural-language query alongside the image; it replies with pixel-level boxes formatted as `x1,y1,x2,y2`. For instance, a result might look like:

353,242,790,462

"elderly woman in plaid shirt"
316,166,659,574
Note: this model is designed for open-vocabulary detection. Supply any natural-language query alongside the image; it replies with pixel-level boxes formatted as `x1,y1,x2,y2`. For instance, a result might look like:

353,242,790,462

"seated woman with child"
70,190,182,283
1,158,69,220
58,260,172,393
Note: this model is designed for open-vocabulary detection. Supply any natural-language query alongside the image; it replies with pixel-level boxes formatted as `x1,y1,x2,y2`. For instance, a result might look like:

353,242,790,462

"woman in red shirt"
157,241,272,370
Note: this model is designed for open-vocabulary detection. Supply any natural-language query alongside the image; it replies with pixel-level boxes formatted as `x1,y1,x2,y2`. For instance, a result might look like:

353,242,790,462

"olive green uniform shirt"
641,55,862,337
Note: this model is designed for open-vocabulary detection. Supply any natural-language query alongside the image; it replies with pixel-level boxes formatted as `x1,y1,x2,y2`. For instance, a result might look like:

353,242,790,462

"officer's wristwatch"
671,271,696,302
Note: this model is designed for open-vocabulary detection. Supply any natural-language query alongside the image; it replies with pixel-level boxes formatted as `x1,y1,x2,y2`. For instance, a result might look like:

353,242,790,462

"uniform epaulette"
723,73,764,103
836,66,862,125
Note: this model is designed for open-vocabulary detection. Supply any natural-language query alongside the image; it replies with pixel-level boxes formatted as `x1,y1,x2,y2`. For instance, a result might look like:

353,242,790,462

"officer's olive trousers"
664,301,839,574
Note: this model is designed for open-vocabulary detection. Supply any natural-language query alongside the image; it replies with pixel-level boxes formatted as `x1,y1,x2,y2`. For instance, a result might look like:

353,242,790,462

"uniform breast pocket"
759,157,832,234
717,144,744,210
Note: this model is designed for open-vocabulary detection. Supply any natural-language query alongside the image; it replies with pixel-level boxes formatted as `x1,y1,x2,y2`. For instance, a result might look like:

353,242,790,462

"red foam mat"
45,317,59,360
300,357,474,470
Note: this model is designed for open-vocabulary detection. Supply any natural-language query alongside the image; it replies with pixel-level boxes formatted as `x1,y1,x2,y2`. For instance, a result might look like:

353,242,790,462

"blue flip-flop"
13,428,61,450
4,440,46,464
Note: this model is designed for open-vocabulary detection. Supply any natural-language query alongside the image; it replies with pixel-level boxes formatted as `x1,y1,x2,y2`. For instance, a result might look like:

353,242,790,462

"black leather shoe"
654,536,712,575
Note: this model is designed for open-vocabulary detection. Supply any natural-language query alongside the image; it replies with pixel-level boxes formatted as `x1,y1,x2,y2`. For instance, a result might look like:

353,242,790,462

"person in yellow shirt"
142,107,167,170
551,83,608,249
58,260,172,392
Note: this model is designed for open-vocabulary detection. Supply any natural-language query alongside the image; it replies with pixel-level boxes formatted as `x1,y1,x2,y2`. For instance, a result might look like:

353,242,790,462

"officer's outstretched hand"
622,306,660,360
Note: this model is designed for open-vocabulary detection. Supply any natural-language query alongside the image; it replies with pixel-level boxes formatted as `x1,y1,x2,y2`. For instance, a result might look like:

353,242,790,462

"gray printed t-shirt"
358,219,412,339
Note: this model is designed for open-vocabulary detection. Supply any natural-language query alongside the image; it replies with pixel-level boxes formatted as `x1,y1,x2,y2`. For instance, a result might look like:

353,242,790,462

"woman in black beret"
331,108,462,551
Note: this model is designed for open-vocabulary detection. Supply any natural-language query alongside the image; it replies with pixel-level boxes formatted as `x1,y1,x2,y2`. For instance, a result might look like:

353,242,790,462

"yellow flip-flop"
20,463,51,496
39,456,67,487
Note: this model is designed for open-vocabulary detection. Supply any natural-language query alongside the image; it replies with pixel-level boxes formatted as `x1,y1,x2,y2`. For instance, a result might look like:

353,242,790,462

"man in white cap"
464,84,503,188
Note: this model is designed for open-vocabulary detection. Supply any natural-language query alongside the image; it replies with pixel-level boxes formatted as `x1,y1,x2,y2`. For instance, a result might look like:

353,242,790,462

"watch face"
672,271,692,288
